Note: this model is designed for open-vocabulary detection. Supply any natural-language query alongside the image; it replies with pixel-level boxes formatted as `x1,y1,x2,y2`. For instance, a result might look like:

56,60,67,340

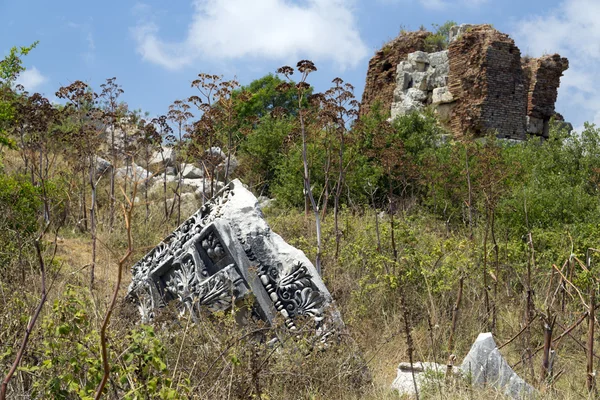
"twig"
94,182,136,399
552,264,588,309
498,314,539,350
0,222,50,400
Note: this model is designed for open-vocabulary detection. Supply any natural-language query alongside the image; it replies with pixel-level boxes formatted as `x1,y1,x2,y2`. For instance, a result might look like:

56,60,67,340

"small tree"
277,61,323,274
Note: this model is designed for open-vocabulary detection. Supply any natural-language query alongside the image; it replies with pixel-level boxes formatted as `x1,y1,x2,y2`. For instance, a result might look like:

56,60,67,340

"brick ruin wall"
448,26,529,139
359,31,430,116
362,24,569,140
522,55,569,135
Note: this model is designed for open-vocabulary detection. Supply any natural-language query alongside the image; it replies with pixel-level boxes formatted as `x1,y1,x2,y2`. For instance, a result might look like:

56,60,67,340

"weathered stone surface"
181,164,204,179
364,24,568,140
432,87,453,105
448,23,475,43
447,25,527,139
360,31,430,116
461,332,536,399
206,146,226,159
391,362,457,396
166,166,177,176
115,163,153,184
522,54,569,138
94,156,112,178
127,179,340,338
390,50,450,120
217,155,239,175
149,147,176,169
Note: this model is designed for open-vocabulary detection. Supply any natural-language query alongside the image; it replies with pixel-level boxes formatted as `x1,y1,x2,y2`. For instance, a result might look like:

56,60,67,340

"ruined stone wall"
448,25,527,139
363,24,569,140
360,31,429,116
522,55,569,136
479,34,528,139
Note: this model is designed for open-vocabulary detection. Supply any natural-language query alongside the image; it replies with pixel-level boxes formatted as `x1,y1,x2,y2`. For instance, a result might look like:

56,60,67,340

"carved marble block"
127,179,339,336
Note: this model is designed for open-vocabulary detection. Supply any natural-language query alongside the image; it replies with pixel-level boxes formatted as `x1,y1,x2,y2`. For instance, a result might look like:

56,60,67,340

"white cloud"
132,0,368,71
15,67,48,92
377,0,488,9
513,0,600,128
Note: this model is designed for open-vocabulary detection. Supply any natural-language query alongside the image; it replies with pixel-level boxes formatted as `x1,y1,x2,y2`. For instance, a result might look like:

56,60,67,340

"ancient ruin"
461,333,536,398
127,179,339,337
392,333,536,399
361,24,569,140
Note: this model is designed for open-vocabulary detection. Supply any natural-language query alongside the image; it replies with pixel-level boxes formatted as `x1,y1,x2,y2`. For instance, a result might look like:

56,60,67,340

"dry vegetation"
2,44,600,399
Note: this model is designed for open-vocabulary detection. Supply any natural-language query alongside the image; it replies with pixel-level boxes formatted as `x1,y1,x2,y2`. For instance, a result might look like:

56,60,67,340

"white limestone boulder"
115,163,153,184
461,332,536,399
391,362,456,397
127,179,341,337
181,164,204,179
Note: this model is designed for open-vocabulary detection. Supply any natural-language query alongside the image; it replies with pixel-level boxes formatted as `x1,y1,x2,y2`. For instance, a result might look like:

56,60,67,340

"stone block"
461,333,536,399
397,60,414,73
406,88,428,102
149,147,176,169
408,51,429,65
182,164,204,179
396,71,412,91
392,362,457,396
428,50,448,68
526,116,544,135
432,87,454,104
127,180,340,339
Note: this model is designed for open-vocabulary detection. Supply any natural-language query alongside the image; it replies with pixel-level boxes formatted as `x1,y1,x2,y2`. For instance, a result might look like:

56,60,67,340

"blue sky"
1,0,597,130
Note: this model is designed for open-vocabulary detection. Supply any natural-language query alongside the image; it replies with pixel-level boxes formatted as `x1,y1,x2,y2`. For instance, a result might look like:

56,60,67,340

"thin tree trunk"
587,250,596,393
491,209,499,331
334,128,344,259
82,167,88,231
482,209,491,331
162,149,168,220
400,290,419,400
299,109,322,275
525,232,536,382
371,189,382,253
89,156,97,288
109,123,116,232
0,229,48,400
464,147,473,239
540,314,554,385
94,187,135,399
145,148,150,224
447,275,464,378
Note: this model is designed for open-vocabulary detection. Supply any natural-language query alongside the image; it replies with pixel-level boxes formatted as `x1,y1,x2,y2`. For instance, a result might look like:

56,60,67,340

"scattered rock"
149,147,176,169
181,164,204,179
165,166,177,176
258,196,275,209
94,156,112,178
115,163,153,184
461,332,536,399
195,180,225,199
205,146,226,159
166,192,199,218
217,155,239,175
391,362,455,397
